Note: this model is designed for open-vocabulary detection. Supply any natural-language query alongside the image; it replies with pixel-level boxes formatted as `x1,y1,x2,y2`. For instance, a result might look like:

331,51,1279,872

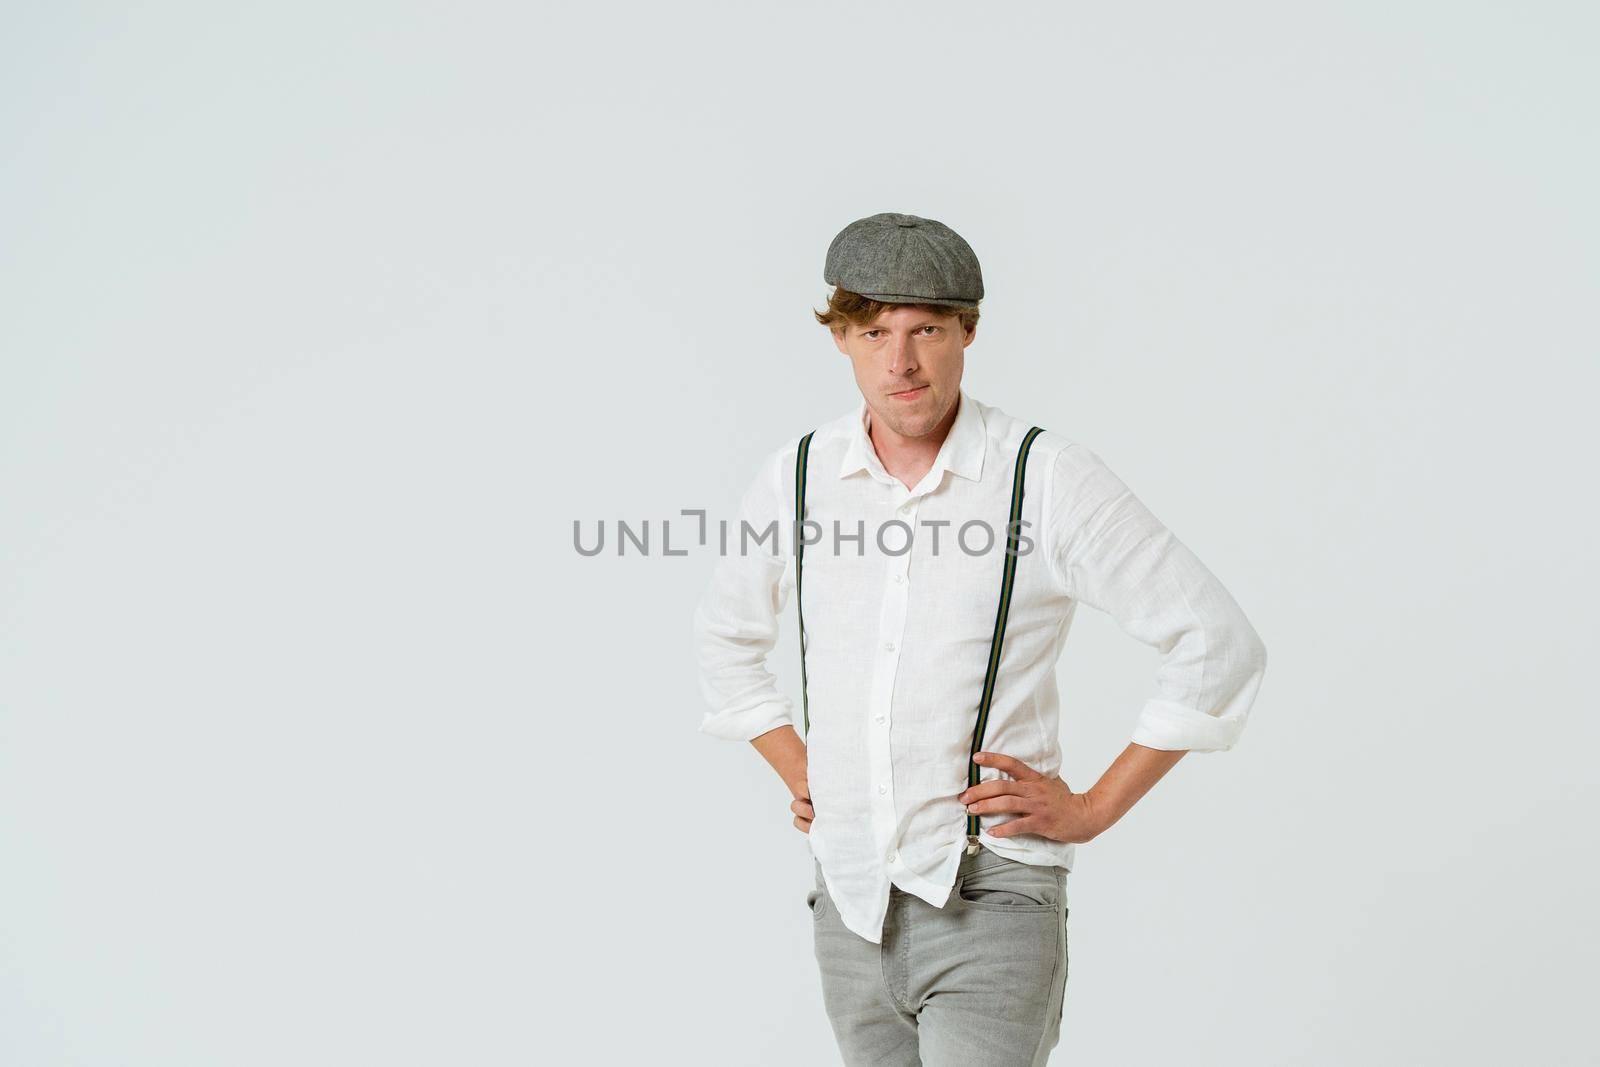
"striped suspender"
794,431,816,740
793,424,1047,856
967,425,1046,852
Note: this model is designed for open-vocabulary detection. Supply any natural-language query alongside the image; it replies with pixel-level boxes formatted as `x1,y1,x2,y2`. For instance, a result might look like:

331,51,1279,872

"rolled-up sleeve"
691,447,796,742
1045,444,1268,752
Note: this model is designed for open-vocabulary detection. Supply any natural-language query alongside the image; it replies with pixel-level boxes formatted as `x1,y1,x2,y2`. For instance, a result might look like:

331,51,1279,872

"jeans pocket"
955,857,1063,912
806,866,829,920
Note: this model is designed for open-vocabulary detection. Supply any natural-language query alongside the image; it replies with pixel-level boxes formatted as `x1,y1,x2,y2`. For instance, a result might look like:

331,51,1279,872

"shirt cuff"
697,700,795,742
1129,698,1248,753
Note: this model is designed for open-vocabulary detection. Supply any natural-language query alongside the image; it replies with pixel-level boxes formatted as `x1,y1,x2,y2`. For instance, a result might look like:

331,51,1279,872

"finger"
793,815,812,833
964,794,1035,816
791,799,815,818
956,779,1030,805
973,750,1042,780
986,815,1043,839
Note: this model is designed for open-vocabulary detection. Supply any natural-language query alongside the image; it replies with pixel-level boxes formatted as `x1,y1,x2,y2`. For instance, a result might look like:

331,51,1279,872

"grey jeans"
807,846,1069,1066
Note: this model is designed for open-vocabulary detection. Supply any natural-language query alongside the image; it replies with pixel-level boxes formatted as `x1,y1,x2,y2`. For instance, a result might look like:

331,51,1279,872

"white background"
2,3,1595,1064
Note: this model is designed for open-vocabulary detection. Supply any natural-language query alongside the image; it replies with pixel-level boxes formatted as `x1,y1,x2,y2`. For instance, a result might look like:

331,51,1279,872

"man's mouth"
890,385,928,400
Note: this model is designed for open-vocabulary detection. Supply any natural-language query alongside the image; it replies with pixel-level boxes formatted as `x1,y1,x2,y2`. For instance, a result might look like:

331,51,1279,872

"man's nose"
887,336,917,374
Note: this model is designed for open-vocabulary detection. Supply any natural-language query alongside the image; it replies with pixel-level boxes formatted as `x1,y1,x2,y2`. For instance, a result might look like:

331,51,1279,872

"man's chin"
876,404,941,438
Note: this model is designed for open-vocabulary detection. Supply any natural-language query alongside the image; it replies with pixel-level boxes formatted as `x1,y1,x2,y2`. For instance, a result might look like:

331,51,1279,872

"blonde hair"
813,286,979,335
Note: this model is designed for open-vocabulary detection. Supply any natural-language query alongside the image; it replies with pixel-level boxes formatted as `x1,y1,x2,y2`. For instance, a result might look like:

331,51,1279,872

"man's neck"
867,394,960,492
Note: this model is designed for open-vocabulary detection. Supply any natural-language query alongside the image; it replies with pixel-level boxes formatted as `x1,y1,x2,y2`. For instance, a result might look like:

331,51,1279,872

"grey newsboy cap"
823,211,984,307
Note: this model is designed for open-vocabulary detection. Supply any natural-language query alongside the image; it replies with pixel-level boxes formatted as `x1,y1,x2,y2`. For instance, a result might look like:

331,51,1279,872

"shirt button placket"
872,494,918,870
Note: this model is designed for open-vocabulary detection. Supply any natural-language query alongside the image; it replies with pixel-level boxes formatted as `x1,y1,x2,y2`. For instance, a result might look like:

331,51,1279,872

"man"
692,211,1268,1066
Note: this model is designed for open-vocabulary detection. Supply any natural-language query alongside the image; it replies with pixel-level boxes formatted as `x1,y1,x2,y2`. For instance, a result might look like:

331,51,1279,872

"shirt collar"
837,388,986,484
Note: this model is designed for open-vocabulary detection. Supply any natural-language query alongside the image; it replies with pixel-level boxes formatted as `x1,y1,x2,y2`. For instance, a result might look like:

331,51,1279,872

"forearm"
750,724,809,797
1083,741,1188,837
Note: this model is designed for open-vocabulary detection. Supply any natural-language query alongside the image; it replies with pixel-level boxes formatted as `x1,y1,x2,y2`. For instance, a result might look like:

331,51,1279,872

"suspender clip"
965,835,980,855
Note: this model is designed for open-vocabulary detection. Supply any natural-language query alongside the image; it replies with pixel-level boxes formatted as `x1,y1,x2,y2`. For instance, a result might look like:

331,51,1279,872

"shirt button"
884,641,896,652
875,714,885,724
878,783,887,794
887,850,898,863
893,573,905,584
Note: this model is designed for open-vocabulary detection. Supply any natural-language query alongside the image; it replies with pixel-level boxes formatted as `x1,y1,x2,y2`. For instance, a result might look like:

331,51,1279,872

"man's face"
831,305,975,439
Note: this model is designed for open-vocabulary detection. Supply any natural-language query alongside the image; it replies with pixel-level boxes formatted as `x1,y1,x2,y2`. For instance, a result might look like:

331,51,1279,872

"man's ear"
831,327,850,355
962,322,978,348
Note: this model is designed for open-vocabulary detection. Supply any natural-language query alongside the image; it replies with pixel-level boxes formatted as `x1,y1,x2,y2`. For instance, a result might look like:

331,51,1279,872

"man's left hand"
956,751,1106,845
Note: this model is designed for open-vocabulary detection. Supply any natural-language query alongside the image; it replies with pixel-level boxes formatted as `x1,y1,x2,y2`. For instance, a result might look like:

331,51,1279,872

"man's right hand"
790,779,814,834
749,725,812,832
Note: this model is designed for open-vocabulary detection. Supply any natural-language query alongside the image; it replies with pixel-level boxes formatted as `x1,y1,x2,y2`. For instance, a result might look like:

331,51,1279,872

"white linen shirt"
691,389,1267,944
